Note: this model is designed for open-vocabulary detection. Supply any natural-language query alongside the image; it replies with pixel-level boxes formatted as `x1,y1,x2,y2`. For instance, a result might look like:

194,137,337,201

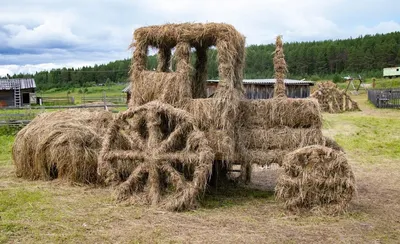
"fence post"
103,91,106,110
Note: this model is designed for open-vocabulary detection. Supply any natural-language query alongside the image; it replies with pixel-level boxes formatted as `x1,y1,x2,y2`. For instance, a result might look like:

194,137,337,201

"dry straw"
273,35,287,98
129,22,246,107
11,23,356,213
126,22,246,181
237,36,326,168
275,145,356,214
13,109,113,184
98,101,214,211
238,36,355,214
311,81,360,113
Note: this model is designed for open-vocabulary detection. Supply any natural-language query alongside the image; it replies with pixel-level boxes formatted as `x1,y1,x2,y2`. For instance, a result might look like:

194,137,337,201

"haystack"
311,81,360,113
12,109,113,184
98,101,214,211
275,145,356,214
273,35,287,98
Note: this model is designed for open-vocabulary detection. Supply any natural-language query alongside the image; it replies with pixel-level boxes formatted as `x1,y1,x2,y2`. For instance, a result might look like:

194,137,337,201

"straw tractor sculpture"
13,23,355,214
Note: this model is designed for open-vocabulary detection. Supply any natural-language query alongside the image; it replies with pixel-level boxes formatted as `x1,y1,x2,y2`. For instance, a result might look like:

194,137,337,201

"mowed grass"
0,135,14,164
0,93,399,243
39,84,127,104
324,114,400,164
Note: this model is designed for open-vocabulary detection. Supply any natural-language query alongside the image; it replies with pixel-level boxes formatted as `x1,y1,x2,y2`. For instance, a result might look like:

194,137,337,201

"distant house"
0,79,36,107
383,67,400,78
122,79,314,103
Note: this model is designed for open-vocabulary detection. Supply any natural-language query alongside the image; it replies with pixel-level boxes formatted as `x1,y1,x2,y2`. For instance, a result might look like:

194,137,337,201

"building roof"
0,79,36,90
122,84,131,93
122,78,314,93
208,79,314,85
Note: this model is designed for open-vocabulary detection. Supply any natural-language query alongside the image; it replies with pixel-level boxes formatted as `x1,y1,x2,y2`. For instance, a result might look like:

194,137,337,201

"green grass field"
37,84,127,105
334,77,400,90
0,93,399,243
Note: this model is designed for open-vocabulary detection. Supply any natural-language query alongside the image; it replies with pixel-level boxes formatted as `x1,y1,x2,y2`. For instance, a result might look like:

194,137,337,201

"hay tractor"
98,23,355,212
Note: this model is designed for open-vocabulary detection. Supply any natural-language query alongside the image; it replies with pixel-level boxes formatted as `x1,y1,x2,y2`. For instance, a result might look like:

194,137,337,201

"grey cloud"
0,0,399,75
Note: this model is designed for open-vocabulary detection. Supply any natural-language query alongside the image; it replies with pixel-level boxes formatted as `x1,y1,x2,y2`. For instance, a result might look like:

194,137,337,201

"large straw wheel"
98,101,214,211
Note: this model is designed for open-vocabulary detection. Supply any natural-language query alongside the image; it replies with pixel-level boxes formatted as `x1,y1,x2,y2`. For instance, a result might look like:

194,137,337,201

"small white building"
383,67,400,78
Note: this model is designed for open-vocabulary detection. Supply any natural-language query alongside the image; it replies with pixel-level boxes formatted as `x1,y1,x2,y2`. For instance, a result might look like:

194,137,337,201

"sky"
1,0,400,76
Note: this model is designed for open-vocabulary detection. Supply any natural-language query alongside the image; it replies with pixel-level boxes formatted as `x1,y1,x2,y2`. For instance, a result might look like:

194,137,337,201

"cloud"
0,62,102,77
0,0,399,74
355,21,400,36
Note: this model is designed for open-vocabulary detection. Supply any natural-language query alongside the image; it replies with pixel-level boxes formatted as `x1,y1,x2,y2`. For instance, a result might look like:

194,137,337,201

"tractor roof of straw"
97,23,355,213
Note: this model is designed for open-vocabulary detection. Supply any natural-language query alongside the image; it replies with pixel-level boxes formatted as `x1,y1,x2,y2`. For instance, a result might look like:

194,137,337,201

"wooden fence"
367,89,400,108
81,95,125,104
0,113,36,127
0,104,127,127
39,96,74,105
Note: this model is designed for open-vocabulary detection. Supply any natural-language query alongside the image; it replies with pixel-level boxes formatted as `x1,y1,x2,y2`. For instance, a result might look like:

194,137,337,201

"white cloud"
0,0,399,74
4,18,81,49
0,62,100,77
355,21,400,36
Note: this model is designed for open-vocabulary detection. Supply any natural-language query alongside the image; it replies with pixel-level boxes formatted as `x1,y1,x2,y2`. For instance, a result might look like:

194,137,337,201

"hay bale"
238,127,326,167
240,98,322,130
12,109,113,184
240,127,324,151
311,81,360,113
275,145,355,214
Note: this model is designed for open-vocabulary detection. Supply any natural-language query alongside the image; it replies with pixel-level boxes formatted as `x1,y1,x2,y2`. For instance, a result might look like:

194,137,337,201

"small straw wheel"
98,101,213,211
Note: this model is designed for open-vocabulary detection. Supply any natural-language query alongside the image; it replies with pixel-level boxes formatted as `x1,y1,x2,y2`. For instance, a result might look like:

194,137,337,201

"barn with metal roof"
0,79,36,107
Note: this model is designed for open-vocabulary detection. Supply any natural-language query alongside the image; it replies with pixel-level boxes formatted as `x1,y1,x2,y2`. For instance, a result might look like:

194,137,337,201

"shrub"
310,75,321,82
332,74,343,83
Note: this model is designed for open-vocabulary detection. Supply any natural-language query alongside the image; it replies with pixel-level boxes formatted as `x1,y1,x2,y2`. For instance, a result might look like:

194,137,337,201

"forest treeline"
5,31,400,90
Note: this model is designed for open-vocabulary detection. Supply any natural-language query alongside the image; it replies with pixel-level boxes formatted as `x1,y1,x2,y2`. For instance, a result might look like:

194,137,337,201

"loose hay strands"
12,109,113,184
273,35,287,98
324,136,344,152
98,101,214,211
311,81,360,113
240,149,287,167
275,145,355,214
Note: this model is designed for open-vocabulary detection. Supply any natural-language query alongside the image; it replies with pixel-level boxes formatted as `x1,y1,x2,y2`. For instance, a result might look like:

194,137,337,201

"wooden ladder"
13,81,21,107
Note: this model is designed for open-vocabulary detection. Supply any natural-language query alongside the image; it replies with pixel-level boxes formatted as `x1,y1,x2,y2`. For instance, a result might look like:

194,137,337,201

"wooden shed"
0,79,36,107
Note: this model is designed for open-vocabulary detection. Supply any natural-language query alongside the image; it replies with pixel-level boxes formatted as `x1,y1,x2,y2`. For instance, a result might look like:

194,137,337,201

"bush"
310,75,321,82
332,74,343,83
